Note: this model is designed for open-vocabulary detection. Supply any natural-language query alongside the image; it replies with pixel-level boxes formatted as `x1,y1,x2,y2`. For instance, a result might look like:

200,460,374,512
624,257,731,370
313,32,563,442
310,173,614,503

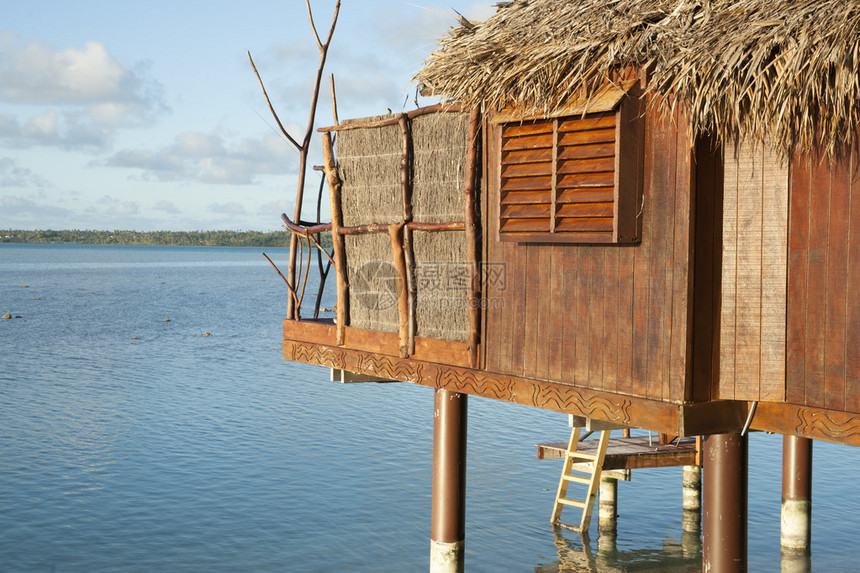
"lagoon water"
2,243,859,572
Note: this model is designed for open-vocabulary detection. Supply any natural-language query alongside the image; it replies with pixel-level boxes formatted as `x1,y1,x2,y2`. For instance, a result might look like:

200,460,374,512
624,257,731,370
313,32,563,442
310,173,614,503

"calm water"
1,243,859,572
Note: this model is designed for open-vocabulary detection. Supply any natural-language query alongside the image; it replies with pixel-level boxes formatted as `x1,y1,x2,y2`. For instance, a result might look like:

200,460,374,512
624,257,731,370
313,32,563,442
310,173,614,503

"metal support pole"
703,433,748,573
430,389,467,573
781,435,812,554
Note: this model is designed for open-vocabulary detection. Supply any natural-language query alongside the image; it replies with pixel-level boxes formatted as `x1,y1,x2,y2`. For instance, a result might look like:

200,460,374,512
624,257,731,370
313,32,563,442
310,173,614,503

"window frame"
493,81,644,244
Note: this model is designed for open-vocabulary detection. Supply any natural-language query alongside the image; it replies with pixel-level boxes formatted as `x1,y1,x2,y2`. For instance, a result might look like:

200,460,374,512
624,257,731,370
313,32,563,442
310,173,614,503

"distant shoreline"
1,229,332,248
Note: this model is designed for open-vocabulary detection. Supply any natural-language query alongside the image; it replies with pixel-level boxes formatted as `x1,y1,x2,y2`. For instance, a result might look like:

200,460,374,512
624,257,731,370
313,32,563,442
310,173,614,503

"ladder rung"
558,498,587,508
562,474,592,484
566,451,598,460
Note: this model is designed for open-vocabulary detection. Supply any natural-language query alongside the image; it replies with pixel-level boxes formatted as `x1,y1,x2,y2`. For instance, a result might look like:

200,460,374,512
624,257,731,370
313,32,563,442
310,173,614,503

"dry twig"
251,0,341,319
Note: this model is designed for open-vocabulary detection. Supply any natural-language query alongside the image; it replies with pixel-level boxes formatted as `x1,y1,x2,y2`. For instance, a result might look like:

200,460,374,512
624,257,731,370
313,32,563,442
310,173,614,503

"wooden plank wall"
787,148,860,413
719,142,789,401
482,107,694,403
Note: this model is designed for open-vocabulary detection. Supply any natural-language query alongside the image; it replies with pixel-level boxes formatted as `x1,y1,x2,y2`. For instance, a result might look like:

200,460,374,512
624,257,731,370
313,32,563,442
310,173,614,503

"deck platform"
537,436,700,470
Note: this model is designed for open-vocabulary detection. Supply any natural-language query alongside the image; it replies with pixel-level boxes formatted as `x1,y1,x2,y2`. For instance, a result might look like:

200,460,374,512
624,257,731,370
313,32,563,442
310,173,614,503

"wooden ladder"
551,424,611,532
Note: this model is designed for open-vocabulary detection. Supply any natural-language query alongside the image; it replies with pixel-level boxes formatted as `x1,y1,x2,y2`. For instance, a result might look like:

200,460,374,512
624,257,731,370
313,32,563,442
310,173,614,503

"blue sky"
0,1,494,231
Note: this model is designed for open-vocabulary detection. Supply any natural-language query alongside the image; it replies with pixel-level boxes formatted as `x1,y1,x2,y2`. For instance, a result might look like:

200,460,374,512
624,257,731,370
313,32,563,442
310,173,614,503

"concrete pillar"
597,477,618,534
430,389,467,573
681,465,703,560
682,465,702,533
781,435,812,555
702,433,748,573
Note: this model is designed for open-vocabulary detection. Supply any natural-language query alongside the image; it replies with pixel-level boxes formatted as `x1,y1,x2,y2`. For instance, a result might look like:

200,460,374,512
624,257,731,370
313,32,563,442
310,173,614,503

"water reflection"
536,525,701,572
781,550,811,573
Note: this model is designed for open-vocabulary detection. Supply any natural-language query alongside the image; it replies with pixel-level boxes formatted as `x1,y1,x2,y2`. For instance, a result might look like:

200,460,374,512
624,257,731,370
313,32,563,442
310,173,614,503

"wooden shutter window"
498,106,642,244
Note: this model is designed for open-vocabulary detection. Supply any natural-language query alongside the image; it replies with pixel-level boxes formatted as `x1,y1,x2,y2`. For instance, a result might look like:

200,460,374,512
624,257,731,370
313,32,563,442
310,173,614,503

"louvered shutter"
497,102,643,244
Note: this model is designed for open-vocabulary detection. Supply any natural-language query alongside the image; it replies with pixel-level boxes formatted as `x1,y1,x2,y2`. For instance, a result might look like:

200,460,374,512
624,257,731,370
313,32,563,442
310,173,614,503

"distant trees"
0,229,332,248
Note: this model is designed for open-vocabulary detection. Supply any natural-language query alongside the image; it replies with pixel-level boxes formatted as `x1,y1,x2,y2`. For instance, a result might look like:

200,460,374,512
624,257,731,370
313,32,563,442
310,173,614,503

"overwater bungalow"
279,1,860,571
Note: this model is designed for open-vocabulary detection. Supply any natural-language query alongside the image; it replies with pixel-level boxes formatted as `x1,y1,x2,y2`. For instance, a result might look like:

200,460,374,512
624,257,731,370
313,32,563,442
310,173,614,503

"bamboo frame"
322,132,348,346
388,223,410,358
281,215,331,236
281,215,465,236
317,103,463,132
464,107,482,369
403,226,417,356
299,105,477,355
407,221,464,231
398,113,417,356
399,114,414,221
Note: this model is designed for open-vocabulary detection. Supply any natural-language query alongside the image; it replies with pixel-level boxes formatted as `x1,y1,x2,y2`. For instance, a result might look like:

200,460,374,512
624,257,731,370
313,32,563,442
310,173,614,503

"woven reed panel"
333,111,471,342
412,112,470,223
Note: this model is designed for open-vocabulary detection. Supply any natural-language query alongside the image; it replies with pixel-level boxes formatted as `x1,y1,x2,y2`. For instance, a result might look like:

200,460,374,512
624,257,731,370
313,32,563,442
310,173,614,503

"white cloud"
0,194,72,219
23,109,57,136
0,33,153,106
111,202,139,216
99,195,139,216
0,33,168,150
89,102,136,128
153,200,180,214
0,108,116,150
0,157,51,188
208,201,247,215
99,130,295,184
257,199,293,217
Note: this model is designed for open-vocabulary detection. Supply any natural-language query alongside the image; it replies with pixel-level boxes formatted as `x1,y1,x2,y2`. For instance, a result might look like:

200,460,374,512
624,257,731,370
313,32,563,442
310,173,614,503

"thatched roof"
417,0,860,156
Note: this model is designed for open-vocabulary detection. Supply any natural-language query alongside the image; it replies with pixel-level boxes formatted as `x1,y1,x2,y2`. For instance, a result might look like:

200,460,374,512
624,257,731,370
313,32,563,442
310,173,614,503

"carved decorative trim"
749,402,860,447
290,342,346,370
284,338,682,434
795,408,860,439
529,384,632,424
355,352,423,383
433,368,517,401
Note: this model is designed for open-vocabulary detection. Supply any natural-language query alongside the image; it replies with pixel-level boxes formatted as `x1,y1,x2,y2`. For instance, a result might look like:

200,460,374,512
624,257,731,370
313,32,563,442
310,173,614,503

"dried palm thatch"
413,230,469,342
337,116,402,227
412,112,471,223
345,233,400,334
417,0,860,157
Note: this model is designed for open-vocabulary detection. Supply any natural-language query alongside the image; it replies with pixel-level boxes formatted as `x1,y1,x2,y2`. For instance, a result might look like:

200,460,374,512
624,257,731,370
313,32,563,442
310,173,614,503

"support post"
702,433,748,573
682,465,702,533
431,389,467,573
597,477,618,534
781,435,812,555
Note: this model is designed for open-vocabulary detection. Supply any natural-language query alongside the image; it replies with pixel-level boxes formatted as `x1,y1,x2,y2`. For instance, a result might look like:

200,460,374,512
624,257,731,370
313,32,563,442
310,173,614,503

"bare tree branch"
298,234,313,317
301,2,340,150
248,51,302,151
286,0,341,319
312,261,331,319
330,73,340,126
263,252,300,309
254,1,341,319
305,0,324,50
281,213,332,235
322,1,341,48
